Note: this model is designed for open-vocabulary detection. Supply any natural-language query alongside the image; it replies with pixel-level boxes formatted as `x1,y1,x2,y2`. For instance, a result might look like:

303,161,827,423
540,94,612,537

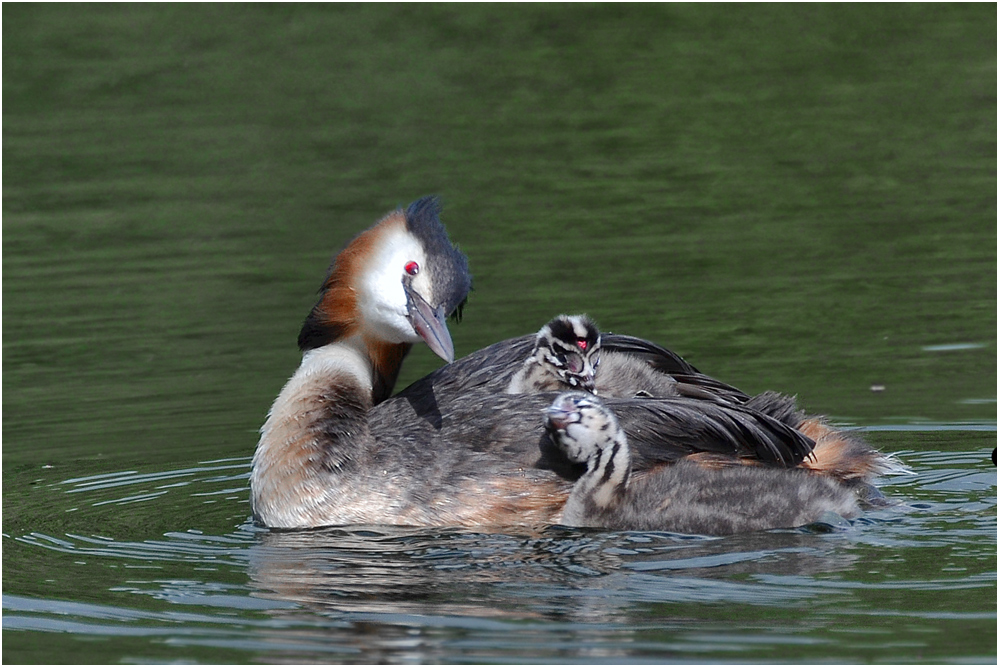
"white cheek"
410,270,433,304
358,279,413,342
357,238,427,343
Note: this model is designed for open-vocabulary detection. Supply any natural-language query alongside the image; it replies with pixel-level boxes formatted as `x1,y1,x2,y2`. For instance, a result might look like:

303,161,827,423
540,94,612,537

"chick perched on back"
507,315,602,394
506,314,685,398
544,392,861,535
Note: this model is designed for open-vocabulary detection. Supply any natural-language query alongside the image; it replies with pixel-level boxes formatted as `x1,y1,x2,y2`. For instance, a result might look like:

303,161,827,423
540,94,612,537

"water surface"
3,4,996,663
3,432,996,663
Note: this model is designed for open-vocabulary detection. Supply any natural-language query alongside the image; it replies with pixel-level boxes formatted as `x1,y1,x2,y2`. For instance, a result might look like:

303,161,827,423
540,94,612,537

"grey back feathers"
544,392,860,535
417,326,817,468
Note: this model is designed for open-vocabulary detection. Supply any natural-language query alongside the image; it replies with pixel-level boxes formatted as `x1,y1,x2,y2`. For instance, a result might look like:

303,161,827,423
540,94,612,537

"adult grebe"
545,392,860,534
251,197,894,529
250,197,471,527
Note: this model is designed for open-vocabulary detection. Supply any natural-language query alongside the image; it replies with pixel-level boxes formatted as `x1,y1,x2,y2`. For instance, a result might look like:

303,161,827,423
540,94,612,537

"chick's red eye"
404,261,420,276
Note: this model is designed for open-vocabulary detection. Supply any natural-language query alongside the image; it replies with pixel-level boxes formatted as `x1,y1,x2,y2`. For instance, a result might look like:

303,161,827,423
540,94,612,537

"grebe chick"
507,315,601,394
506,314,733,401
545,392,860,535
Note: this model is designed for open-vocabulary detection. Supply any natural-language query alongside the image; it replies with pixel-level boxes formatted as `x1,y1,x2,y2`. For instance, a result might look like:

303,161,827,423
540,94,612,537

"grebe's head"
298,196,471,362
544,391,618,464
532,315,601,392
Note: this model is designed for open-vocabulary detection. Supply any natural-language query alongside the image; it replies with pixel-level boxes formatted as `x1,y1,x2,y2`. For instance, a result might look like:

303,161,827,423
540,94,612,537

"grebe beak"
544,403,579,431
404,284,455,363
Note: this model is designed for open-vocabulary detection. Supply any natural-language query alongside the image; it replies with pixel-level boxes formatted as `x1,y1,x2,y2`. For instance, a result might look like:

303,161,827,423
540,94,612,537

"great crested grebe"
507,314,739,400
545,392,860,534
507,315,602,394
250,197,471,527
251,197,895,529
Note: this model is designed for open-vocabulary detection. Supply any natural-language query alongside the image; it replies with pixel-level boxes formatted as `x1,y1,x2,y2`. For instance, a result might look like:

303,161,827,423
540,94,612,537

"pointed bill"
544,402,580,431
405,285,455,363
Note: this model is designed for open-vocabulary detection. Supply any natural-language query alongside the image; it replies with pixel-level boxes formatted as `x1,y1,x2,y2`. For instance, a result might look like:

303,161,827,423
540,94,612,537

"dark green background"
3,4,996,663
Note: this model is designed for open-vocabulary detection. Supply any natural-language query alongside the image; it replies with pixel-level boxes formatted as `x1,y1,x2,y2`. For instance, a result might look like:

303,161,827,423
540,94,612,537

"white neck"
250,338,375,527
261,336,375,438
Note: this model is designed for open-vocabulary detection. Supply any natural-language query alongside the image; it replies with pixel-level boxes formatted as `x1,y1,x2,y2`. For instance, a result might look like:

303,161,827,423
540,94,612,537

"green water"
3,4,996,663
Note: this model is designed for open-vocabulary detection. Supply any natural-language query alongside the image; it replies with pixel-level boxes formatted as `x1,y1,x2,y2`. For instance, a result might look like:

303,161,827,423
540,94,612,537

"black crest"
404,196,472,319
546,315,600,353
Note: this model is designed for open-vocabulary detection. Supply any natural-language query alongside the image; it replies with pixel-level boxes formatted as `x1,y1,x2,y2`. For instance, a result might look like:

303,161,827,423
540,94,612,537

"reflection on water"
3,3,995,663
242,525,870,662
248,525,861,617
4,438,996,662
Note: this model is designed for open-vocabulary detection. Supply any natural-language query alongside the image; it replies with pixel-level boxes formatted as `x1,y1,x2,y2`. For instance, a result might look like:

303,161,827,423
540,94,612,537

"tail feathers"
744,392,908,481
875,452,911,476
797,418,906,480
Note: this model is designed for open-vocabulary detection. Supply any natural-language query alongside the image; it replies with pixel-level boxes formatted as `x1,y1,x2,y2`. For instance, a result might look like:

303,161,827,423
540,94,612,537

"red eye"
405,261,420,276
577,338,588,350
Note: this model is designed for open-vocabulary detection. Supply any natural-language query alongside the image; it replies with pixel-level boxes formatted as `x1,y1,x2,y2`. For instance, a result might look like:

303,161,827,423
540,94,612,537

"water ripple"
5,444,995,663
